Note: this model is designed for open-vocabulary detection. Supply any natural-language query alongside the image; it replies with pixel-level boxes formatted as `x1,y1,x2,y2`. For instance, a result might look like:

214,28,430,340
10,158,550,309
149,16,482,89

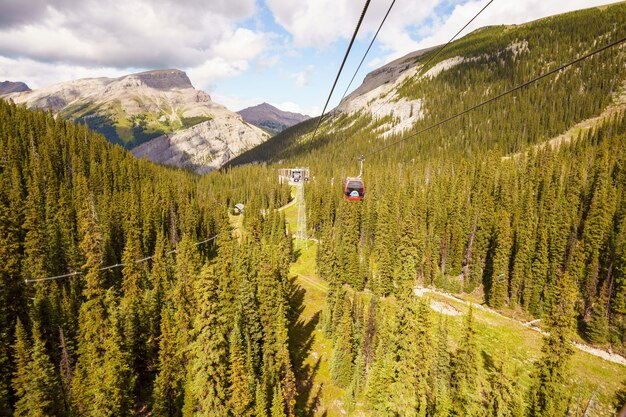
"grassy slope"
422,293,625,415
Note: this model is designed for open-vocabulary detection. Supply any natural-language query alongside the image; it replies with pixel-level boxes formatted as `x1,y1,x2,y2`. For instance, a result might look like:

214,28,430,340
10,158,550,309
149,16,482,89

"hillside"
3,69,269,172
238,102,310,135
0,99,294,415
1,2,626,417
227,3,626,415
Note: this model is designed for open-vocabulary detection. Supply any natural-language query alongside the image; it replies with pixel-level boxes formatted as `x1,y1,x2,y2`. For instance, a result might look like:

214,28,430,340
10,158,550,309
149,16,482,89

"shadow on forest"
287,276,324,417
481,350,495,372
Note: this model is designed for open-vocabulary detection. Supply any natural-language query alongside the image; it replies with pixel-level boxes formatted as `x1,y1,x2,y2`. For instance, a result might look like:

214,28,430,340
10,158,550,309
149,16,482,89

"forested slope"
227,4,626,415
230,2,626,347
0,99,298,416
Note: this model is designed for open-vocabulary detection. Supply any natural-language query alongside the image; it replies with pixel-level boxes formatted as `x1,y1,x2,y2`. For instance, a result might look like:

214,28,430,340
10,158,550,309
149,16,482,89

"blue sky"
0,0,616,116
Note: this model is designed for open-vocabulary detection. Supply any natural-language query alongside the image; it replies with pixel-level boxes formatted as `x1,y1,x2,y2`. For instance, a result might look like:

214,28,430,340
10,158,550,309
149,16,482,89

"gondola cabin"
343,177,365,201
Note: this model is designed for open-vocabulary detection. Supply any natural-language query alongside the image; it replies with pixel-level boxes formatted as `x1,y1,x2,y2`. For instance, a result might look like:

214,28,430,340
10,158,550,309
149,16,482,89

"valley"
1,2,626,417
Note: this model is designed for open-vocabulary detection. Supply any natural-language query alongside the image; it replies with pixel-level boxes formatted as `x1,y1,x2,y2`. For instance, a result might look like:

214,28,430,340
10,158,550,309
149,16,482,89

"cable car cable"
336,0,397,111
25,232,224,283
418,0,494,77
310,0,372,142
370,0,495,117
360,34,626,158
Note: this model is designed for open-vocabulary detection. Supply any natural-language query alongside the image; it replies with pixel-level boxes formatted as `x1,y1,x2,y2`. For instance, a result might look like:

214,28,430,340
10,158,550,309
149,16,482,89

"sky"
0,0,617,116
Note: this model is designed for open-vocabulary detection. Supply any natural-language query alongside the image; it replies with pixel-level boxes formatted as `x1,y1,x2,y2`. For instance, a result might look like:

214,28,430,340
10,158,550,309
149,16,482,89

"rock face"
132,116,265,174
238,102,310,135
3,69,269,172
337,46,437,111
0,81,30,95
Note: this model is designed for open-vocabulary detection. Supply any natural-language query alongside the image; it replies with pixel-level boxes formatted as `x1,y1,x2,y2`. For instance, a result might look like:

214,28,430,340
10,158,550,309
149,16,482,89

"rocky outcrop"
238,102,310,135
337,46,437,110
132,115,267,174
0,81,30,95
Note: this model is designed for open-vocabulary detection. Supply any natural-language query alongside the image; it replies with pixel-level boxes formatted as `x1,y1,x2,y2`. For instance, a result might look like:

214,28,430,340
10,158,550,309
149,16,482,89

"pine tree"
228,316,254,417
527,272,577,417
255,382,269,417
431,316,452,417
14,323,63,417
183,265,229,416
488,210,512,309
485,350,522,417
72,290,134,417
152,306,184,417
270,384,287,417
12,318,30,415
586,284,609,344
451,305,481,416
330,294,354,388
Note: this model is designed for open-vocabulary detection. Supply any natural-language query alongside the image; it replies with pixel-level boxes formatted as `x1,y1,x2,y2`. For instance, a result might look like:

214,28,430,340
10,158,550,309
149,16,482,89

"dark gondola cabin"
344,176,365,201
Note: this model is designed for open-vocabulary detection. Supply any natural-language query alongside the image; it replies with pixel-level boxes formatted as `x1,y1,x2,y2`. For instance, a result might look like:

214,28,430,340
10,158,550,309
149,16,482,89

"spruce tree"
228,316,254,417
451,305,481,416
485,350,522,417
527,272,577,417
183,265,229,416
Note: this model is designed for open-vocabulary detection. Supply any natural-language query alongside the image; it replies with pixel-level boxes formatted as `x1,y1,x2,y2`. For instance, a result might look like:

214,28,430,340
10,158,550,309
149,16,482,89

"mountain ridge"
237,102,310,135
0,81,30,95
2,69,269,172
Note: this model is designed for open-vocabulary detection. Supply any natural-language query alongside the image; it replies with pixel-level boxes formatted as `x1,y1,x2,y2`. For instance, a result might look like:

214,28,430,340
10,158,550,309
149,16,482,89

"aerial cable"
336,0,397,110
361,35,626,158
370,0,495,117
310,0,372,142
417,0,495,76
25,232,224,283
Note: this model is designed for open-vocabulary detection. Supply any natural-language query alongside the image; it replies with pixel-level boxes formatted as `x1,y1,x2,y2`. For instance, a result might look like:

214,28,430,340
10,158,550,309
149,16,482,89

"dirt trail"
414,285,626,366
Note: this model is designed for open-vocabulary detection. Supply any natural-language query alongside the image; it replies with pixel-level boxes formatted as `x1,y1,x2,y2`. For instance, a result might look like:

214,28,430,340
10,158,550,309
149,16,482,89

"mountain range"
237,102,310,135
1,69,269,173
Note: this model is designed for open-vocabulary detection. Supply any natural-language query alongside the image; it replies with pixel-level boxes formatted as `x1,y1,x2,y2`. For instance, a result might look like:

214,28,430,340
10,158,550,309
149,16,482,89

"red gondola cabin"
343,177,365,201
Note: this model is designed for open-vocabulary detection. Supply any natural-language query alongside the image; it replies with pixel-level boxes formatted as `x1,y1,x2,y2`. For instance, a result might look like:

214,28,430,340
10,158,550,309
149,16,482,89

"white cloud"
187,58,250,92
291,65,314,87
266,0,440,48
266,0,616,63
0,56,129,89
0,0,267,87
211,28,268,61
211,93,263,112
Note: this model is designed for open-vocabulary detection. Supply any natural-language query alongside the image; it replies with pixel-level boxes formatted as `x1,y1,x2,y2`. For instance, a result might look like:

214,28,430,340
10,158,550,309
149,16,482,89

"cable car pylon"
296,182,308,250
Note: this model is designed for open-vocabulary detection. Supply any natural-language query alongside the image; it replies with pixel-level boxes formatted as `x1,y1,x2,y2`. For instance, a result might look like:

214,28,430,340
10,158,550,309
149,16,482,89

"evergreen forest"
1,3,626,417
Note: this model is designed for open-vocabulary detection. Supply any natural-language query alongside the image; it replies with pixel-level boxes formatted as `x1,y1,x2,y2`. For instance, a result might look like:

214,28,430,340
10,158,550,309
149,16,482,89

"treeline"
0,100,296,416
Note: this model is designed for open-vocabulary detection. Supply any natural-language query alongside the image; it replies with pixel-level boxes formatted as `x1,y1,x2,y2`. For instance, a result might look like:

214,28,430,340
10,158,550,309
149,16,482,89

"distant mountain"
0,81,30,95
3,69,269,173
238,102,310,135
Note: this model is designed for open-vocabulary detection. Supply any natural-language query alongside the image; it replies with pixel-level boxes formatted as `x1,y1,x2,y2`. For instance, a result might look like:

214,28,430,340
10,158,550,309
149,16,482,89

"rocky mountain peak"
0,81,31,95
238,102,310,135
119,69,193,90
